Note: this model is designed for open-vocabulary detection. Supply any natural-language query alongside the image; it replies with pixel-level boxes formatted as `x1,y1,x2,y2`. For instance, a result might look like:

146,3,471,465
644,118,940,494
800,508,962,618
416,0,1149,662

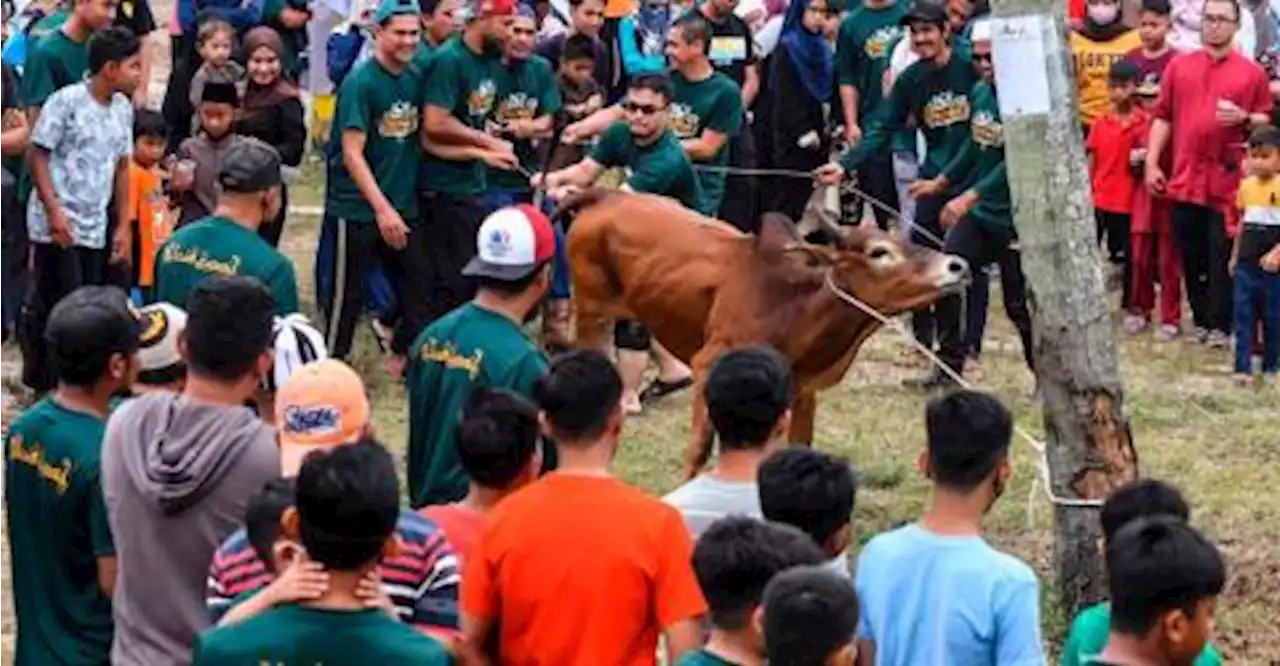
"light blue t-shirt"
854,524,1046,666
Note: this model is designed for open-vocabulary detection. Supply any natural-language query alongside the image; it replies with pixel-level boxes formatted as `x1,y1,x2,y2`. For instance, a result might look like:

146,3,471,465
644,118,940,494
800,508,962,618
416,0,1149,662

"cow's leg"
574,300,611,352
788,391,817,447
679,346,720,482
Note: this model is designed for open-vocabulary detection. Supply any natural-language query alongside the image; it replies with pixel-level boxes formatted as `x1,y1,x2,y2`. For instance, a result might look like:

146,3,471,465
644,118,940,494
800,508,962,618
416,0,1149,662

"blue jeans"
1233,263,1280,374
484,190,571,300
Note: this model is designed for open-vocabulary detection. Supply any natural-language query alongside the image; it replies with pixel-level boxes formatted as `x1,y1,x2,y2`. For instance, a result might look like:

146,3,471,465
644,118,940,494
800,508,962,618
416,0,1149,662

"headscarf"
634,0,673,59
241,27,300,117
779,0,834,102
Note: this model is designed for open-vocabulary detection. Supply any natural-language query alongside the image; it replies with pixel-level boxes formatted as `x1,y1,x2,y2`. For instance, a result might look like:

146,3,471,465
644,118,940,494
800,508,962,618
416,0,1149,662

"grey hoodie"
101,392,279,666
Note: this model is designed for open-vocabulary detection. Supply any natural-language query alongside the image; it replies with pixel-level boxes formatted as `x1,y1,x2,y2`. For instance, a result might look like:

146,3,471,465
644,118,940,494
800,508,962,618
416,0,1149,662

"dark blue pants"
1233,264,1279,374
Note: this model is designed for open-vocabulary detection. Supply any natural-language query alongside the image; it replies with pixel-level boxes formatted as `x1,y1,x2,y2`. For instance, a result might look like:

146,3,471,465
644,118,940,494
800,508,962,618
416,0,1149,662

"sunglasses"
623,101,666,115
972,53,992,63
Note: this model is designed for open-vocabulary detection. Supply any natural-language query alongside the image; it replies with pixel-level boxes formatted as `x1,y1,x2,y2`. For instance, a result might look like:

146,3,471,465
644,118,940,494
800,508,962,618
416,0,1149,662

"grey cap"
218,137,283,193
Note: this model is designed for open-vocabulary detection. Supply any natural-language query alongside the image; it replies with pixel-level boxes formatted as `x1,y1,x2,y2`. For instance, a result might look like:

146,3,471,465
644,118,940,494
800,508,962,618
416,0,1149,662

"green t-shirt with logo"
325,57,423,222
421,37,500,195
590,122,706,213
669,70,742,214
22,29,90,107
4,397,114,666
406,303,550,508
675,649,741,666
940,80,1012,229
835,1,907,123
1060,602,1222,666
840,41,977,179
192,606,450,665
487,55,562,192
154,215,299,314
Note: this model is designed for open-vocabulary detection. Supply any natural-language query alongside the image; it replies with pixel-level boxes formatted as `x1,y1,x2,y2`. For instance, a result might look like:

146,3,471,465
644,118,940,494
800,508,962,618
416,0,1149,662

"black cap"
901,0,947,26
45,286,144,359
219,138,283,193
201,81,240,106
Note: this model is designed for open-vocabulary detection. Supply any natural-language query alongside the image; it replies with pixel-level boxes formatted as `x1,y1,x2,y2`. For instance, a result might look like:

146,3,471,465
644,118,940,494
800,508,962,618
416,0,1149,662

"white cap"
969,17,993,43
262,313,329,393
137,303,187,385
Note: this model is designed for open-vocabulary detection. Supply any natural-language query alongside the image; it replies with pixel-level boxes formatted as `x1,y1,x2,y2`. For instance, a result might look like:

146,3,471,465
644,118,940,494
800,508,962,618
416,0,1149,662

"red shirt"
420,503,486,571
1153,50,1272,211
1088,108,1149,214
1124,47,1177,98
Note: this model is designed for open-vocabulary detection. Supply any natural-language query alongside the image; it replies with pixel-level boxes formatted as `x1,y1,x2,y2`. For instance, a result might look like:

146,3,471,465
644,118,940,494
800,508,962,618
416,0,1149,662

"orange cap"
275,359,371,476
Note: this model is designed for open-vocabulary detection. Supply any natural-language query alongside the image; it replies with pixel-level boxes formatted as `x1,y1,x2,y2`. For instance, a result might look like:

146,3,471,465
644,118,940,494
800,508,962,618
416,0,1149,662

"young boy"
1090,517,1226,666
1124,0,1175,95
1061,479,1223,666
5,286,141,665
757,449,856,576
192,440,451,665
1230,125,1280,384
126,108,174,302
1086,59,1145,313
21,26,139,393
188,19,245,119
172,81,244,225
761,565,859,666
545,33,604,171
678,517,826,666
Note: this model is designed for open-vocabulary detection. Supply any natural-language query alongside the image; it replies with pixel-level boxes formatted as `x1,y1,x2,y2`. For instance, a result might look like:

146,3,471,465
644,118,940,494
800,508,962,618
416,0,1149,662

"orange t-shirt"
461,473,707,666
127,162,174,287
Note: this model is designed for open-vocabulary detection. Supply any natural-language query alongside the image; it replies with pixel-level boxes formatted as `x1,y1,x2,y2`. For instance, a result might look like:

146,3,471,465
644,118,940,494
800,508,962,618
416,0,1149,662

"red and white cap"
462,204,557,282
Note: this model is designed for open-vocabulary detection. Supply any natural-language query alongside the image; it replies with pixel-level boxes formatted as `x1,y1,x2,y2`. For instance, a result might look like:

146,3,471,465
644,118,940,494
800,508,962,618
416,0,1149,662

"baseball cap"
375,0,419,23
137,302,188,386
263,313,329,392
462,204,557,281
901,0,947,26
968,16,992,42
45,286,144,363
219,137,283,194
275,360,371,476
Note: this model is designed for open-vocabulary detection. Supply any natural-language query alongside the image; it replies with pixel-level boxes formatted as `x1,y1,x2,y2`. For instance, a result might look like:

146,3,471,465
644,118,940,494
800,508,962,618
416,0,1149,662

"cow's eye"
868,246,895,261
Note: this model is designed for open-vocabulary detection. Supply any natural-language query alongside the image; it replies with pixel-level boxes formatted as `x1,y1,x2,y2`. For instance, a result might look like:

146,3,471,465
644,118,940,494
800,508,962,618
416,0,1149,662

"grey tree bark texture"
985,3,1141,617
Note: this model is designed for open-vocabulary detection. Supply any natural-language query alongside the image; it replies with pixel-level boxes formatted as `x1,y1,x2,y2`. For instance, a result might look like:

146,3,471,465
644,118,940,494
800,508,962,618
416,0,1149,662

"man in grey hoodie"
102,275,281,666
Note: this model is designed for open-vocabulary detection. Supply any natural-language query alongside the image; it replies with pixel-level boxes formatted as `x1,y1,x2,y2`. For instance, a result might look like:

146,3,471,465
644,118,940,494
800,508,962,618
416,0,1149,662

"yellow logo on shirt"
921,91,971,130
494,92,539,124
971,110,1003,148
161,244,242,276
668,102,701,139
378,101,421,140
864,26,904,60
468,80,498,119
419,339,484,379
8,435,73,495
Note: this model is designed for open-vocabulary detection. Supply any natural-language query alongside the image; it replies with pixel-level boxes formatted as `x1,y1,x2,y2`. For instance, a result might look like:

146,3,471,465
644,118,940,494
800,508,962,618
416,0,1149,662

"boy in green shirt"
676,517,826,666
405,204,554,508
192,439,450,665
22,0,115,118
154,138,300,315
1060,479,1223,666
5,285,141,666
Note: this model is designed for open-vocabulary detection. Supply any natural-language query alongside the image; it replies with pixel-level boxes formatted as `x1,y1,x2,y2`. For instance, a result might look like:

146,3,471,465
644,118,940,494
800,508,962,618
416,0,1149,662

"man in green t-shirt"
5,285,141,666
665,12,742,216
22,0,115,120
420,0,520,327
405,205,554,508
322,0,434,363
192,439,450,665
155,138,299,315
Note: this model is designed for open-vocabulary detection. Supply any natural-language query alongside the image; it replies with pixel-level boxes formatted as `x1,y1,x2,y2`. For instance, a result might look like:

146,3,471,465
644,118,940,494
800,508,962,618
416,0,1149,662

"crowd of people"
0,0,1273,660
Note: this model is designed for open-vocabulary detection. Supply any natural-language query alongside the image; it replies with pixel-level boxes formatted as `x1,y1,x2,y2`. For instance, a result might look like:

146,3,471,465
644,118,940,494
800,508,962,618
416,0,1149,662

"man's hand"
813,162,846,186
480,148,520,171
2,108,28,132
280,7,311,28
561,123,587,145
110,228,132,266
375,205,410,250
48,208,74,248
941,190,979,229
1215,99,1249,127
356,568,398,620
506,118,539,140
1145,163,1167,194
1261,244,1280,272
907,177,946,198
844,123,863,146
260,558,329,606
530,171,550,189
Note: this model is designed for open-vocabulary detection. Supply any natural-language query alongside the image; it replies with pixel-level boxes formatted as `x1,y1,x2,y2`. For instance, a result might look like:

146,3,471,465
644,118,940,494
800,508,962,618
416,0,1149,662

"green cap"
374,0,420,23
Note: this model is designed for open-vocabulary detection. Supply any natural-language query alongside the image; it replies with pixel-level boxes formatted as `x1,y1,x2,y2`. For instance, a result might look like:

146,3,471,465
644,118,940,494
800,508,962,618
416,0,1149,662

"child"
1086,59,1145,314
545,33,603,171
757,449,856,577
1230,125,1280,385
1127,85,1183,341
761,565,859,666
1060,479,1223,666
188,19,245,117
172,81,245,225
677,517,826,666
1124,0,1175,94
1090,517,1226,666
127,109,175,303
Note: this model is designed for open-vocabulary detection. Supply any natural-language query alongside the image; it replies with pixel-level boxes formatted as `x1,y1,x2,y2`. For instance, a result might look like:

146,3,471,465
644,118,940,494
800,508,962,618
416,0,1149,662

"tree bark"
985,4,1141,617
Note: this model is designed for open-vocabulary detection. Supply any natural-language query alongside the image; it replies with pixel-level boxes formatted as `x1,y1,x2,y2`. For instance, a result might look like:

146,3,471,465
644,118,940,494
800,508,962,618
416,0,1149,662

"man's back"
854,523,1044,666
192,606,450,665
101,392,279,666
463,473,707,666
154,215,299,314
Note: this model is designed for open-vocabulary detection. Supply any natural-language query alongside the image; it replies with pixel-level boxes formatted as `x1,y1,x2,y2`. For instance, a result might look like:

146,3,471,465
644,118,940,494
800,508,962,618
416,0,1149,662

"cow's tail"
550,187,616,226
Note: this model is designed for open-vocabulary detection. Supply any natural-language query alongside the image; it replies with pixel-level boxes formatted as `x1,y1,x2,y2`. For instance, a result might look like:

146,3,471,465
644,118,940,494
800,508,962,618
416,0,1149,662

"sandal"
639,376,693,405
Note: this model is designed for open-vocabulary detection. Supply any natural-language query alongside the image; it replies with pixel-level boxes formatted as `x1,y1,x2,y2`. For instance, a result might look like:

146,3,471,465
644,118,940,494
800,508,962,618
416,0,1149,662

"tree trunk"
984,5,1141,617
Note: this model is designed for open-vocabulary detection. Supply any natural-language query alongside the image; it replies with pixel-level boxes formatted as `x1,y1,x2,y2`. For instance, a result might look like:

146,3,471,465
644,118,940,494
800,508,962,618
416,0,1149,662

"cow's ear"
779,242,838,266
757,212,802,249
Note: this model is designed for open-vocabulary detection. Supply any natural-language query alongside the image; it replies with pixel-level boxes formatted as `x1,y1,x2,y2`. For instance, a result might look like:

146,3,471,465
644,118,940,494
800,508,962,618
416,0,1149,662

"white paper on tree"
991,15,1053,117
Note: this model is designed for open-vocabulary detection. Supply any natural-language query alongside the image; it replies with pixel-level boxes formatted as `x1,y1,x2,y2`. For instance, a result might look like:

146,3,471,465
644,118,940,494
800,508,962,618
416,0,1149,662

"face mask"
1087,3,1119,24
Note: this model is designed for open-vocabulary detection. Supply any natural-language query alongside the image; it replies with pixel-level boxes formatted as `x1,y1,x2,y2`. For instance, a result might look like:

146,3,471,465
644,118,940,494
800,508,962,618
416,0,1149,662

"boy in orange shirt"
460,350,706,666
1087,60,1146,312
125,109,174,302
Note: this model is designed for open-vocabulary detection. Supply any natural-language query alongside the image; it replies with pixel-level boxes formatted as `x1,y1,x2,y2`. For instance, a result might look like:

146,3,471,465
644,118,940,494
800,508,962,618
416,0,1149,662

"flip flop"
639,376,693,405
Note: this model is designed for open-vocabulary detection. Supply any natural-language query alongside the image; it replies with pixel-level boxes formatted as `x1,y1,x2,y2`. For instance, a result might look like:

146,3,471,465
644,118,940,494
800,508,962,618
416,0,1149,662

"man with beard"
852,390,1045,666
816,1,975,388
405,205,555,509
421,0,522,329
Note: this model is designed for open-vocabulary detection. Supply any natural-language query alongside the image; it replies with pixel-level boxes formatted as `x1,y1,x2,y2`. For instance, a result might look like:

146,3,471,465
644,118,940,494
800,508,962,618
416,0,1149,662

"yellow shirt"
1070,29,1142,127
1237,175,1280,225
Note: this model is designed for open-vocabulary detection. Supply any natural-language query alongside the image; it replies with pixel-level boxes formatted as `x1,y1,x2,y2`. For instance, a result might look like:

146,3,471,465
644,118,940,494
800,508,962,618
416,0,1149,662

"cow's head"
760,214,970,315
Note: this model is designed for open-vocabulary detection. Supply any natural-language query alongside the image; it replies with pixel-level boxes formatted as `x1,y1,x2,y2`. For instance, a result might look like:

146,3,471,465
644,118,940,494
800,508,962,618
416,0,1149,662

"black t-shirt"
2,64,22,183
114,0,157,38
699,11,755,89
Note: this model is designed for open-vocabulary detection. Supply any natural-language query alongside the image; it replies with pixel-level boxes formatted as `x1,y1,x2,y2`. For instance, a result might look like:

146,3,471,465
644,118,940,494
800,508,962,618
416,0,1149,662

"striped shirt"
206,509,460,633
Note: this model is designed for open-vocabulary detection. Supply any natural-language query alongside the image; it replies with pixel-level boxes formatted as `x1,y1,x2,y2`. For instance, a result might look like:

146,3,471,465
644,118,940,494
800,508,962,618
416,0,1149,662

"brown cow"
563,189,970,480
